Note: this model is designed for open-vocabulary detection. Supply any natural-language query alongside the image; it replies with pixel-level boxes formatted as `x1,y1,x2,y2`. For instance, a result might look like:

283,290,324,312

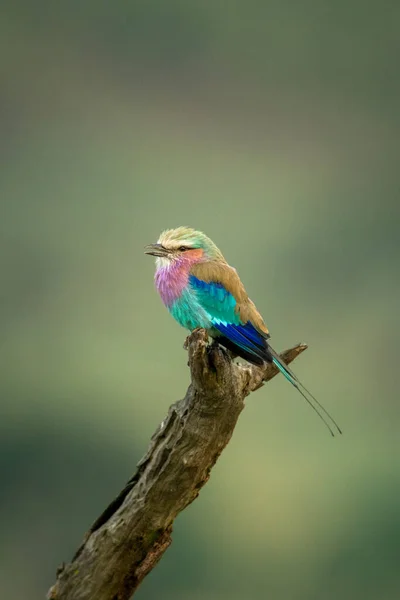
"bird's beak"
144,243,170,257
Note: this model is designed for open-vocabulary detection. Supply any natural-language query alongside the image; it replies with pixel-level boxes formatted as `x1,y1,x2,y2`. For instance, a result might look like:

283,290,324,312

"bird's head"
145,227,224,266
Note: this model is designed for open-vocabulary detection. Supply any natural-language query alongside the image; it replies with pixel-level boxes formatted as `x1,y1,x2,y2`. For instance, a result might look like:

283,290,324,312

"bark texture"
48,329,307,600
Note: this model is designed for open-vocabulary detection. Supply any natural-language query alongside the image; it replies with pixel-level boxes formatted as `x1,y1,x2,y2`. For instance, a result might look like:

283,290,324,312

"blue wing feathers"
189,275,269,361
190,276,232,303
213,321,268,357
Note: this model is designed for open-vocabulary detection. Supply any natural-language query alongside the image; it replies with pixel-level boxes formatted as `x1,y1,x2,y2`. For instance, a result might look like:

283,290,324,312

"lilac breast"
155,261,189,307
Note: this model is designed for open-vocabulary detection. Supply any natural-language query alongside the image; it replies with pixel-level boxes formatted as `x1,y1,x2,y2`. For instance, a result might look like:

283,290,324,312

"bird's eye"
178,246,189,251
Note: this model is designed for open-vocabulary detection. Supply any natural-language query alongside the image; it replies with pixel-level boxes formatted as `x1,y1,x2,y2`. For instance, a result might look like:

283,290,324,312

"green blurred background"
1,2,399,599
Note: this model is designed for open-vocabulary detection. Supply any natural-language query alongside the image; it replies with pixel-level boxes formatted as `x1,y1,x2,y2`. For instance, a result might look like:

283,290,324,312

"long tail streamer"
270,347,342,437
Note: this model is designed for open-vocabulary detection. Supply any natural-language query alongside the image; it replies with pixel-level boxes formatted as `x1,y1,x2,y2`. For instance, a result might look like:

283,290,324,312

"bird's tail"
268,345,342,436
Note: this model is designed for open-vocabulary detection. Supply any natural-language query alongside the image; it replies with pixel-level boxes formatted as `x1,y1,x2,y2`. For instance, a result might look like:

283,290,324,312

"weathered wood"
47,329,307,600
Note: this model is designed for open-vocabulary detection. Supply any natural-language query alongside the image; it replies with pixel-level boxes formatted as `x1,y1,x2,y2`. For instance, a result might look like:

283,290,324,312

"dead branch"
47,329,307,600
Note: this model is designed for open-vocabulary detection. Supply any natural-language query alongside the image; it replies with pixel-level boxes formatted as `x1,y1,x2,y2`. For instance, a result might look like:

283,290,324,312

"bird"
145,226,341,436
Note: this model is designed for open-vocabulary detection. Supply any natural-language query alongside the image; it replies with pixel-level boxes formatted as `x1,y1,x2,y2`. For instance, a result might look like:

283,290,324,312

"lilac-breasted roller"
145,227,341,435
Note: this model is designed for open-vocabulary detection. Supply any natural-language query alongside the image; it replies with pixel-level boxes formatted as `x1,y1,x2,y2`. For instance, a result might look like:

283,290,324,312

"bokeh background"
1,2,400,599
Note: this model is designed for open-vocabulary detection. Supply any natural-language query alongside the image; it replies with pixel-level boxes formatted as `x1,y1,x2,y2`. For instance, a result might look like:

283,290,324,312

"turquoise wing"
189,275,269,362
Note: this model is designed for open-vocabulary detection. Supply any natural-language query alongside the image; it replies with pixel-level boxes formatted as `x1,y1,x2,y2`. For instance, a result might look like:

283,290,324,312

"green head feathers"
155,227,225,261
